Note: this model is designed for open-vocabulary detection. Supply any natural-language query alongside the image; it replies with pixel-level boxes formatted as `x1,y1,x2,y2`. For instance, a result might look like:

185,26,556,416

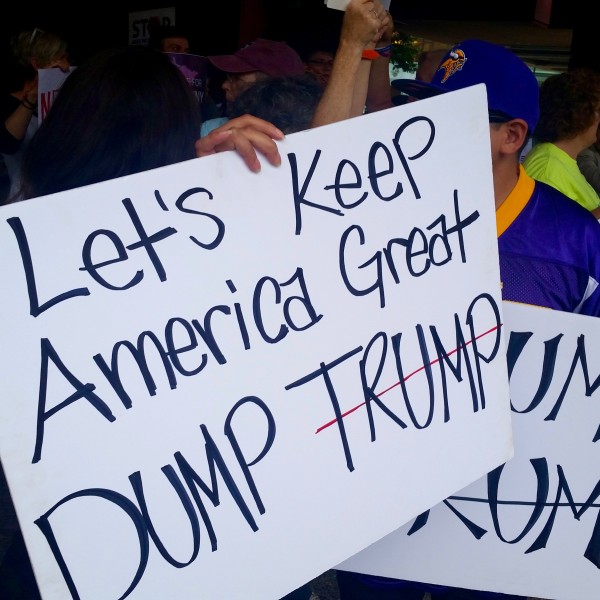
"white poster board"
0,85,512,600
339,302,600,600
129,7,176,46
326,0,391,10
37,67,76,124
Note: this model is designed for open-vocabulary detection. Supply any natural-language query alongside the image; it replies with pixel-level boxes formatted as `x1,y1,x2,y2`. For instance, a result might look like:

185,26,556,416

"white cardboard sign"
339,302,600,600
128,7,176,46
326,0,391,10
37,67,76,124
0,85,511,600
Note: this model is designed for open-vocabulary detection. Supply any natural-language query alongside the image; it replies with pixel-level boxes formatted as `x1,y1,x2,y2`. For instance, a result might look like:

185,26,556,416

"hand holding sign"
195,115,284,173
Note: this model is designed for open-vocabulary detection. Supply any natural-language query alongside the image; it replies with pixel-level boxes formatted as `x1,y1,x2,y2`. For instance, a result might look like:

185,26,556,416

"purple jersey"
497,166,600,317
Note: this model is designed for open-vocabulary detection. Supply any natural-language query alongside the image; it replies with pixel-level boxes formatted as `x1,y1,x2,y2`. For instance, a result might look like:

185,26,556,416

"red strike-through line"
315,324,502,434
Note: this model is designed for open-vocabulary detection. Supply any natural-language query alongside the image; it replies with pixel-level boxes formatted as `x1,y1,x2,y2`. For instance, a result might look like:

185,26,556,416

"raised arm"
2,80,38,152
365,3,394,113
311,0,383,128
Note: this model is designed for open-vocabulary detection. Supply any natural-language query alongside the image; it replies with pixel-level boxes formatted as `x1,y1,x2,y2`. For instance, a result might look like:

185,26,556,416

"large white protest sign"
0,84,512,600
339,302,600,600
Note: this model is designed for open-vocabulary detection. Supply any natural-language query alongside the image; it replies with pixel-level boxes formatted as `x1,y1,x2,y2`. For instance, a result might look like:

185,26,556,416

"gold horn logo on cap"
438,49,467,83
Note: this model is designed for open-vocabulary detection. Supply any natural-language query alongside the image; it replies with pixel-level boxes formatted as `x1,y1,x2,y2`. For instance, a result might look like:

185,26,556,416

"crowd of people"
1,0,600,599
0,28,71,202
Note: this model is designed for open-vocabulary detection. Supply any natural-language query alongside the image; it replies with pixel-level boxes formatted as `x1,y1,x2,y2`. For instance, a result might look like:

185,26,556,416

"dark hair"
2,27,66,94
229,75,322,134
20,45,201,200
10,28,67,68
287,30,339,64
533,67,600,143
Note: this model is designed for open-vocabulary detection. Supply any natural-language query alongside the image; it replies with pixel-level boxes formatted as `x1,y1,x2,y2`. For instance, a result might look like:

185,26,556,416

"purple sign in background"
166,53,208,105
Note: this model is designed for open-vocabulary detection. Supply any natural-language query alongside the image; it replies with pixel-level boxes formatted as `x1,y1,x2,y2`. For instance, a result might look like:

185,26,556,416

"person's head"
148,25,190,54
289,33,338,88
533,68,600,146
161,36,190,54
208,39,305,105
392,39,540,165
415,48,449,83
304,49,335,87
20,45,201,200
10,28,70,71
229,75,323,134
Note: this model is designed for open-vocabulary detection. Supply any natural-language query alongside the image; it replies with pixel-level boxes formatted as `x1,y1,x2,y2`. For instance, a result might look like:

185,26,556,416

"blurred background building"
0,0,588,78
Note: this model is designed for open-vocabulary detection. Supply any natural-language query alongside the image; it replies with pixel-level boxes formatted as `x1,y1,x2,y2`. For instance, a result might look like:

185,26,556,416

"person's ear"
501,118,529,153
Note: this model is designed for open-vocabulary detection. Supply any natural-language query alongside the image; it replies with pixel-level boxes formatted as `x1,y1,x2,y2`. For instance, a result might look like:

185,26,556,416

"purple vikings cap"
208,38,305,78
392,39,540,134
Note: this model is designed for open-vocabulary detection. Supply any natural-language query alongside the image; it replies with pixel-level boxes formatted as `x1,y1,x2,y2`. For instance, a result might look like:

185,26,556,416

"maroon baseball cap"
208,38,305,77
